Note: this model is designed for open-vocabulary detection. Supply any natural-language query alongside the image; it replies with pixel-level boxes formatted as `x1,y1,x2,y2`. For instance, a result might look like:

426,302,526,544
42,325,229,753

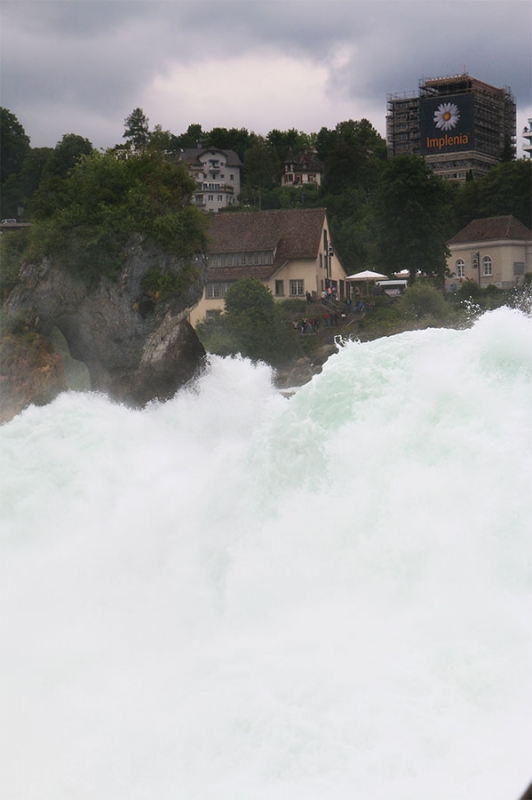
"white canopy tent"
345,270,388,297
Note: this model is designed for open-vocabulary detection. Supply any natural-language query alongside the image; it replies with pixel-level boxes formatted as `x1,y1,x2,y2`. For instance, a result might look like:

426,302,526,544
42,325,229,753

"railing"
199,184,234,194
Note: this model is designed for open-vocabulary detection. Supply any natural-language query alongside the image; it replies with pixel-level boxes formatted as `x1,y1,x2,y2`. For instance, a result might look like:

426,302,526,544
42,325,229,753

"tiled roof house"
189,207,347,325
446,215,532,291
282,149,324,188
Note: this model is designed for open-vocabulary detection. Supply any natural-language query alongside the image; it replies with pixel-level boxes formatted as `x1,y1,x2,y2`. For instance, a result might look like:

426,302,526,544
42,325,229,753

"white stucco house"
180,146,242,213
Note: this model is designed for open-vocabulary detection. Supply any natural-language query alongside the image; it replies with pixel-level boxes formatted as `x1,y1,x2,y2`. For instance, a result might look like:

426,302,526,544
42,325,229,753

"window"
455,258,465,278
514,262,525,275
290,279,304,296
206,282,231,298
208,195,213,202
217,195,223,202
482,256,492,277
275,280,284,296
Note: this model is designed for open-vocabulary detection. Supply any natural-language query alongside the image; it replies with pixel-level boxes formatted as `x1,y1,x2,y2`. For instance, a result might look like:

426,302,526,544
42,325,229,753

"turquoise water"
1,306,531,799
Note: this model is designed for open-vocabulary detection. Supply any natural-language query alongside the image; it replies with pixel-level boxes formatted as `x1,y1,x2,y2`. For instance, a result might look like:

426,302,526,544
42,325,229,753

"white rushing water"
1,306,531,800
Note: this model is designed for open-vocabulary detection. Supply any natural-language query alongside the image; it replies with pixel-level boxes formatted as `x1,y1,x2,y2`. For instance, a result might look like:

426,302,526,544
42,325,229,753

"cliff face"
2,234,207,420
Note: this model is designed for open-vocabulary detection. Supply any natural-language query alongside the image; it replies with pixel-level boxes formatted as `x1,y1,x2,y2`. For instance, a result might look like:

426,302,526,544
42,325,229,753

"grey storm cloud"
1,1,530,149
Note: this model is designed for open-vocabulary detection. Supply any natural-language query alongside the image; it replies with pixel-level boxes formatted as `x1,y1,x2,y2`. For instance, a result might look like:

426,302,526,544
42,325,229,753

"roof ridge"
448,214,532,245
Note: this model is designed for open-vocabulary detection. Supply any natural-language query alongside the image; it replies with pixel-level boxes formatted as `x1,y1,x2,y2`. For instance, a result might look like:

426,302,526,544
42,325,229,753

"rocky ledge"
1,234,207,423
273,342,338,391
0,330,67,425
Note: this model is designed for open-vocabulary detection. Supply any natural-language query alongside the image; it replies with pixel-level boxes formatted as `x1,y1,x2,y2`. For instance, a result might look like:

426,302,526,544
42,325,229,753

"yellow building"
189,208,347,325
445,215,532,292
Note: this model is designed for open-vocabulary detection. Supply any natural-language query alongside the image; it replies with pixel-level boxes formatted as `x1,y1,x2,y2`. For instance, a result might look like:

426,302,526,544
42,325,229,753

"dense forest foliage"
25,149,208,286
1,106,531,287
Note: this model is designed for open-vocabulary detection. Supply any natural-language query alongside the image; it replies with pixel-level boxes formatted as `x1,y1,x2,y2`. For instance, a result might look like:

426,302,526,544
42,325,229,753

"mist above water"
1,306,531,800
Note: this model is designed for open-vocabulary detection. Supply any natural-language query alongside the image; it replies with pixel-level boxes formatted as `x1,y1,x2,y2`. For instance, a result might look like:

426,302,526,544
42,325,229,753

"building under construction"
386,73,516,182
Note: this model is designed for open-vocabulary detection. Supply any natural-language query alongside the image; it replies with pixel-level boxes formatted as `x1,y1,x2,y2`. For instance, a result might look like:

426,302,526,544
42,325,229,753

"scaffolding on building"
386,73,516,183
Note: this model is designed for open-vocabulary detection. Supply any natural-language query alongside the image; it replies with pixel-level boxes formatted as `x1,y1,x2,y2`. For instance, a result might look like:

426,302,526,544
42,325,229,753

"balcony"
199,183,234,194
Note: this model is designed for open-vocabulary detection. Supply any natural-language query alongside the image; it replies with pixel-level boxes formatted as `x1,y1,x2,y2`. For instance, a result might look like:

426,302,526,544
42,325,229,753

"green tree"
327,194,375,274
19,147,54,198
219,278,299,365
123,107,150,150
0,174,23,219
0,108,31,183
320,119,387,196
42,133,94,179
206,127,257,160
26,135,94,221
322,141,364,195
315,122,387,274
27,150,207,284
452,160,532,229
148,124,180,154
173,123,205,150
242,140,280,209
371,155,453,282
266,128,315,164
316,118,386,164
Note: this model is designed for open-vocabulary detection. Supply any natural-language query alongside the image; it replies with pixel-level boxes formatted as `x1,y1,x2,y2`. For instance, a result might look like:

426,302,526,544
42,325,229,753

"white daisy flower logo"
433,102,460,131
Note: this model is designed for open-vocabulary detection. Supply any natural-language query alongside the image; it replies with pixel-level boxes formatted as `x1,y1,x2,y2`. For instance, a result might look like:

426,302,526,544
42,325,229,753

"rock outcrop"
0,330,67,425
273,342,338,391
2,234,207,419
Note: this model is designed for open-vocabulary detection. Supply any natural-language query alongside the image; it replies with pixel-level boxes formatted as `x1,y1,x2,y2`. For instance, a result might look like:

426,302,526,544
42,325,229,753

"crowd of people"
296,292,374,335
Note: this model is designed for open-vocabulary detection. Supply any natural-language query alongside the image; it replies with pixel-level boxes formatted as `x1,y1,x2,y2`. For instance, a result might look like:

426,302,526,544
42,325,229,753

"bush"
399,280,448,321
457,279,481,299
196,278,301,366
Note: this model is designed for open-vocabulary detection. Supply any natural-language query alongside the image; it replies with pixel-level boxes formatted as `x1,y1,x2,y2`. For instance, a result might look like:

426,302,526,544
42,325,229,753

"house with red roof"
445,215,532,292
189,207,347,325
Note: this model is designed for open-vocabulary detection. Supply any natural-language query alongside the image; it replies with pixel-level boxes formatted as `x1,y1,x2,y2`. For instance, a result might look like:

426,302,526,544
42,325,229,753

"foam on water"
1,306,531,800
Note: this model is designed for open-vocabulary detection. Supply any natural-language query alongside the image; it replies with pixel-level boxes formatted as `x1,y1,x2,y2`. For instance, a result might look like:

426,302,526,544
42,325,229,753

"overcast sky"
2,0,531,156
